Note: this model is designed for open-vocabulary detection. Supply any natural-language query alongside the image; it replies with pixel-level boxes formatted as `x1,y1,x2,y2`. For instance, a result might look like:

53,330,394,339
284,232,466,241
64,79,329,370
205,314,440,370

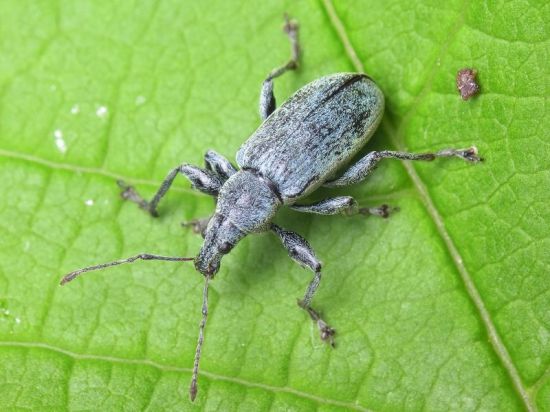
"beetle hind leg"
259,14,300,120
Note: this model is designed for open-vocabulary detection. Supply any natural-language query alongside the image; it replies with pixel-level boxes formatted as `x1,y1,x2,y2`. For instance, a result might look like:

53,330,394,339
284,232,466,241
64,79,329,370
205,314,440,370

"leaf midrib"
319,0,535,410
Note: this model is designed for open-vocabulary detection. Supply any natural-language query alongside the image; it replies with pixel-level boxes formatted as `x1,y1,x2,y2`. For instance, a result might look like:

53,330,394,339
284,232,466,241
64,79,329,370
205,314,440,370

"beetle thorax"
217,169,281,233
194,170,281,276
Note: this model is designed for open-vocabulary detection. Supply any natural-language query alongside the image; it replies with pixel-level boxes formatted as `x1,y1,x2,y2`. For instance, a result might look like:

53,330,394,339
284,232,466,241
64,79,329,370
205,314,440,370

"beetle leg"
324,147,483,188
259,14,300,120
291,196,397,218
118,164,221,217
204,150,237,181
270,224,336,347
181,216,212,238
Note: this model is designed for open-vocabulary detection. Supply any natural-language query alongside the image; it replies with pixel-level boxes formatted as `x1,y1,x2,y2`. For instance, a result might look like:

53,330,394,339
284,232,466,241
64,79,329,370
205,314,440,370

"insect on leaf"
0,0,548,410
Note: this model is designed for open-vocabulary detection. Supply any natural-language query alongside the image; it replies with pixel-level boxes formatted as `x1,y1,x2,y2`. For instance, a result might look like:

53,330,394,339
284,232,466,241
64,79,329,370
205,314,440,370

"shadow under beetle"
60,15,482,401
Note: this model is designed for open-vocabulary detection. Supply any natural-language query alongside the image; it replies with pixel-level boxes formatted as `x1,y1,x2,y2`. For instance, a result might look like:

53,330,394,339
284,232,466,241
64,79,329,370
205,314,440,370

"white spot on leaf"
96,106,108,118
70,104,80,115
135,95,147,106
53,129,67,153
85,199,94,206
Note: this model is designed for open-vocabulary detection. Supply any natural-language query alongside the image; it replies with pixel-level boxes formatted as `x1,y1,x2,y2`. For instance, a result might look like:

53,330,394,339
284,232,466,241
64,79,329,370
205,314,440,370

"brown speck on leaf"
456,68,480,100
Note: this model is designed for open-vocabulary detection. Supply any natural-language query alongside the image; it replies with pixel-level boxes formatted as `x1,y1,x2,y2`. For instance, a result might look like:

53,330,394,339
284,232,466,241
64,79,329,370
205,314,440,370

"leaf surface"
0,0,548,410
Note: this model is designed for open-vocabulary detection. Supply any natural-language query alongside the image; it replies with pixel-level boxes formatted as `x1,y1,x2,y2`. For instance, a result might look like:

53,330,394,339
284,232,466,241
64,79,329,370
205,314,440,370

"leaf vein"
319,1,536,411
0,341,374,412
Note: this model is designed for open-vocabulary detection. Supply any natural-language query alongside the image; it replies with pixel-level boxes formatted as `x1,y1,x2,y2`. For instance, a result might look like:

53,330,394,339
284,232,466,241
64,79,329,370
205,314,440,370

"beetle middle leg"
324,147,482,188
291,196,397,218
259,14,300,120
271,224,336,347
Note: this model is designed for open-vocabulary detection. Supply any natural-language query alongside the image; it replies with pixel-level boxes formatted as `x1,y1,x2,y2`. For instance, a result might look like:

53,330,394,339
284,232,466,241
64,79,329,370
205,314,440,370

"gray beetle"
60,16,481,401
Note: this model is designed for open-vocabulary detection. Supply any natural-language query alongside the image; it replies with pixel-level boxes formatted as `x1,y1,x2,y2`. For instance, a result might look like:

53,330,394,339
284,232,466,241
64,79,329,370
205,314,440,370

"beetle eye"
219,242,232,254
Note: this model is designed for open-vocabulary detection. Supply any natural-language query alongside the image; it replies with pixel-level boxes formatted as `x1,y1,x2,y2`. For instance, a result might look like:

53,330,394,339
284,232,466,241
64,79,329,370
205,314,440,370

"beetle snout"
194,257,220,277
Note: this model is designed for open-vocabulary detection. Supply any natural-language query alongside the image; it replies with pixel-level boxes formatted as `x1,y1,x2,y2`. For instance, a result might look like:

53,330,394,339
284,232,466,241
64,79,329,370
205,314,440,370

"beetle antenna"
59,254,194,285
189,275,211,402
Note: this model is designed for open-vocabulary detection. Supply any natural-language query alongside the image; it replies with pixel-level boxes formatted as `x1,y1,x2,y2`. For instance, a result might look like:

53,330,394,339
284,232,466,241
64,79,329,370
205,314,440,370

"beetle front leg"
270,224,335,347
291,196,397,218
324,147,482,188
181,216,211,238
259,15,300,120
204,150,237,181
118,164,222,217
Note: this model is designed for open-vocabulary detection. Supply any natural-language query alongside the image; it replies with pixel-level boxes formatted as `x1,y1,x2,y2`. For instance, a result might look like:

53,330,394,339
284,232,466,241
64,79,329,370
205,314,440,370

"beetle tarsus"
298,299,336,348
283,13,300,67
117,180,158,217
436,146,482,163
259,14,301,120
182,217,211,238
359,204,399,218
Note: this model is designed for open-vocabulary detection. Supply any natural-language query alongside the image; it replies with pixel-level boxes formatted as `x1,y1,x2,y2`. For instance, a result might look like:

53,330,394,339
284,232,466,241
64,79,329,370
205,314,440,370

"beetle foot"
283,14,299,38
283,14,300,69
359,204,399,219
460,146,483,162
181,217,211,238
437,146,483,163
117,180,158,217
298,299,336,348
317,318,336,347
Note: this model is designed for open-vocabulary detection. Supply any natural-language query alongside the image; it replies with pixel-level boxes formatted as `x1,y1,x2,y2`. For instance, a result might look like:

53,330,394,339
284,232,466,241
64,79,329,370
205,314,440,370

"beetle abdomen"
236,73,384,202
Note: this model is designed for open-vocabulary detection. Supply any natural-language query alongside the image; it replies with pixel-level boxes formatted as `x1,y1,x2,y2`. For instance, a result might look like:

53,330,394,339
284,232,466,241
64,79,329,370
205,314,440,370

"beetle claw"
460,146,483,162
318,319,336,348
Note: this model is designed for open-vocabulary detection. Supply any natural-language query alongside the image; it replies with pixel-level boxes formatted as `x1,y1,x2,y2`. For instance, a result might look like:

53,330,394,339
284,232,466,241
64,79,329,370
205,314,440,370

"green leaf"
0,0,548,410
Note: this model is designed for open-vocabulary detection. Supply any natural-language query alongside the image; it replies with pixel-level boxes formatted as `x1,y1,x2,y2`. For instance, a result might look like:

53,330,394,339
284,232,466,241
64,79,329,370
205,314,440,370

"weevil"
60,15,482,401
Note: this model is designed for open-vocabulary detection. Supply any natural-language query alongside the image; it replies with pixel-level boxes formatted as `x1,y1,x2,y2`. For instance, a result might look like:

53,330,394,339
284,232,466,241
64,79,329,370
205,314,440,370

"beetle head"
194,213,245,277
195,170,281,277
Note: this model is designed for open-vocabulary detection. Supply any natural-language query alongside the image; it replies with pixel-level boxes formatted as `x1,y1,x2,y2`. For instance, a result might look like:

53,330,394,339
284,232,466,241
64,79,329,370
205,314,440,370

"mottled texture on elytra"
237,73,384,202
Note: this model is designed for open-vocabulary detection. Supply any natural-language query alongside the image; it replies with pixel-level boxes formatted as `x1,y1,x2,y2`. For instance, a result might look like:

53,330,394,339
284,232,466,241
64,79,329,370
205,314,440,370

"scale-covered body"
237,73,384,203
